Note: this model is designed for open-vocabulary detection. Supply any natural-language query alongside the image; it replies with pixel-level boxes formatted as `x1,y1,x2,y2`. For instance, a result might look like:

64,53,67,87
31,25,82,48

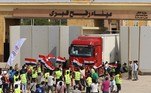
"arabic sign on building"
49,10,112,18
135,11,148,19
13,9,151,20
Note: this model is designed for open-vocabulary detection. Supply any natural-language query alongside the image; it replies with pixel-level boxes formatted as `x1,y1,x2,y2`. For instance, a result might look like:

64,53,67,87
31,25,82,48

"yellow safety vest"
75,71,81,81
14,75,19,82
0,88,2,93
38,67,41,73
29,66,33,71
20,73,27,84
86,76,92,86
32,70,38,78
65,74,71,84
44,72,50,82
55,70,62,79
115,74,122,84
15,88,20,93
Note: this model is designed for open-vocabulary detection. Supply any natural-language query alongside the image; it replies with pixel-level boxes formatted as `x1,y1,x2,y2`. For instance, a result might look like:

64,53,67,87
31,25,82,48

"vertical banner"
7,38,26,66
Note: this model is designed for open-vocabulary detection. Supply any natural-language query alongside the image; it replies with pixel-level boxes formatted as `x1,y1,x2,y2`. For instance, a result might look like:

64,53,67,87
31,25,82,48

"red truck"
69,35,103,75
68,34,119,76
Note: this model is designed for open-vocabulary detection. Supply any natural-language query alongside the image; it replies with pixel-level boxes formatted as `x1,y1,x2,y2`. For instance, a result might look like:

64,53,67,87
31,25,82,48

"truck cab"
69,36,103,75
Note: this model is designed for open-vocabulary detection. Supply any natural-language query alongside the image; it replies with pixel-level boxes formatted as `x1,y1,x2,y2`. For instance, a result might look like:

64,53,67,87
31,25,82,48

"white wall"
49,26,60,56
139,26,151,72
32,26,49,59
120,26,151,73
10,26,82,67
20,26,32,66
120,27,128,64
60,26,69,58
129,27,139,61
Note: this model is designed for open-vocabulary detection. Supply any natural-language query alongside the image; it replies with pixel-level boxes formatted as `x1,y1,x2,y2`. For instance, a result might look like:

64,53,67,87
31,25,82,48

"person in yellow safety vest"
20,72,27,93
14,84,21,93
65,67,70,75
65,71,71,93
0,85,2,93
32,67,38,80
115,73,122,93
55,68,62,83
74,69,81,86
37,64,42,73
14,71,19,83
86,74,92,93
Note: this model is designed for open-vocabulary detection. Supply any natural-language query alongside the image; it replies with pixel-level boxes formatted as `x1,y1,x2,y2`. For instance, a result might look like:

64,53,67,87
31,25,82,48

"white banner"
7,38,26,66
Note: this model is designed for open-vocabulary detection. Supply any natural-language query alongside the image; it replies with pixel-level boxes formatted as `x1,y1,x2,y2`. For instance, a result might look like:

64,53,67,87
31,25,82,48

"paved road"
121,75,151,93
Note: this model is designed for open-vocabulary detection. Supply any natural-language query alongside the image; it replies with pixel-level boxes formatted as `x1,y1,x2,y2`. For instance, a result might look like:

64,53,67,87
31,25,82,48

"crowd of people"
0,60,139,93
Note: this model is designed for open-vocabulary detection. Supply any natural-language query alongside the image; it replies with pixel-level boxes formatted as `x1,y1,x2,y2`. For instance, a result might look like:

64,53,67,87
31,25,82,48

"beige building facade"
0,0,150,62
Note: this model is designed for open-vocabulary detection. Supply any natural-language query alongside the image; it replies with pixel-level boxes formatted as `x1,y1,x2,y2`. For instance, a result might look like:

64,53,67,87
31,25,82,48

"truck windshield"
70,45,93,57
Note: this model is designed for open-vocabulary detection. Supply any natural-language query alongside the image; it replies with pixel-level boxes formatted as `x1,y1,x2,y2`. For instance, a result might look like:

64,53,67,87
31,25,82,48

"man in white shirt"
132,61,138,81
90,81,99,93
48,72,55,93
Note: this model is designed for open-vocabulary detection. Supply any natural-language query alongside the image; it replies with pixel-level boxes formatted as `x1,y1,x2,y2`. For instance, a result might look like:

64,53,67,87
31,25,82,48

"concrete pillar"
0,16,5,62
104,20,109,30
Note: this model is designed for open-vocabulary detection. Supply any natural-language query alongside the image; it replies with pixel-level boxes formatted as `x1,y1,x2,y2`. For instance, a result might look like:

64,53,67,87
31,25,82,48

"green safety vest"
65,74,71,84
32,71,38,78
55,70,62,79
115,74,122,84
15,88,20,93
86,76,92,86
74,71,81,81
38,67,41,73
0,88,2,93
44,72,49,82
20,73,27,84
14,75,19,82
